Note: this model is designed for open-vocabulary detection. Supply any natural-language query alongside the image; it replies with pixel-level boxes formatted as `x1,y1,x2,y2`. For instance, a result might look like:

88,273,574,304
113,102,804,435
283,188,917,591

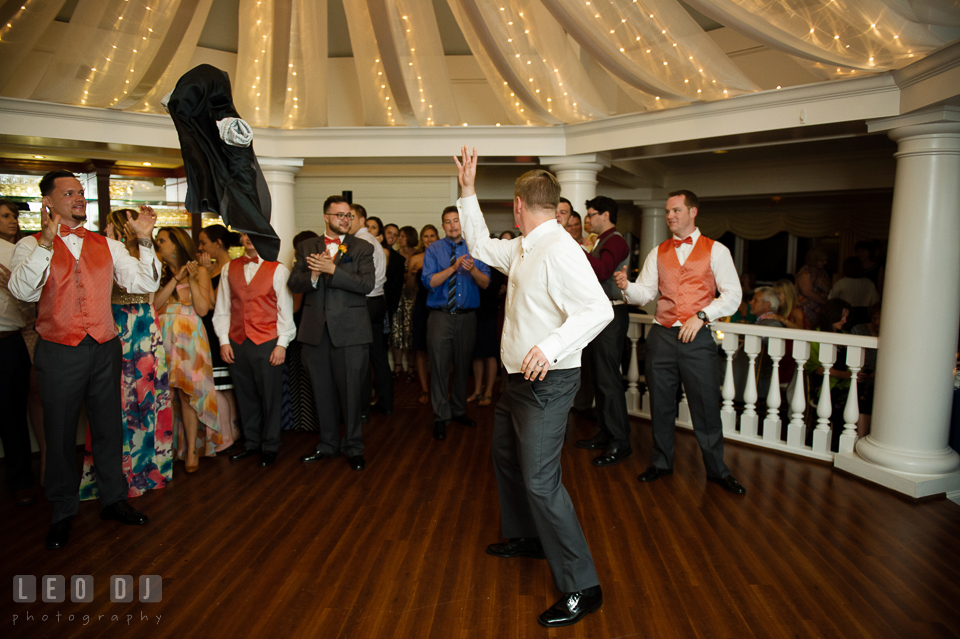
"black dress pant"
230,337,284,453
0,332,34,492
362,295,393,414
645,324,730,479
35,336,126,523
587,304,631,447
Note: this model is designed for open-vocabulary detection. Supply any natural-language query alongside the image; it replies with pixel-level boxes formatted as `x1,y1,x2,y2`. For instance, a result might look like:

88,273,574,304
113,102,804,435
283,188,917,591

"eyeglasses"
327,213,355,221
585,212,601,219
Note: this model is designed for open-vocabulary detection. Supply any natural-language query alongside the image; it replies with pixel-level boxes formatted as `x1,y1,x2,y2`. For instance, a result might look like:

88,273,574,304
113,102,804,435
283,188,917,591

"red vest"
655,235,716,326
228,259,279,345
35,232,117,346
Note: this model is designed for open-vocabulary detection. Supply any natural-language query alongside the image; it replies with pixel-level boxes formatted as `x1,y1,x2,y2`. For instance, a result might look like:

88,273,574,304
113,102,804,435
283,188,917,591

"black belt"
429,307,476,315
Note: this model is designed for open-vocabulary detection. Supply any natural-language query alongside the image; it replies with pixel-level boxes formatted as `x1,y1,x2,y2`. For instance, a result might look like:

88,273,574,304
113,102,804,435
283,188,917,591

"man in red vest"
213,233,295,467
615,190,746,494
9,170,161,549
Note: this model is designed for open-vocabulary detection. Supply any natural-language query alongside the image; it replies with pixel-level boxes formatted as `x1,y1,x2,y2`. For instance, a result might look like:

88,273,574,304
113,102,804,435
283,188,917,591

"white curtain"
684,0,956,74
343,0,403,125
235,0,327,128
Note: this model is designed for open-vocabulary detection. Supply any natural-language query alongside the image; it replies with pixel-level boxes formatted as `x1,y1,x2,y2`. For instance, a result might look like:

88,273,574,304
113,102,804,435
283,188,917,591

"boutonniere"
338,244,347,254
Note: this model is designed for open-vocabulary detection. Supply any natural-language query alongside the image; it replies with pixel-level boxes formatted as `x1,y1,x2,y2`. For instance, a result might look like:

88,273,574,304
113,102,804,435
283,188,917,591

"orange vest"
35,233,117,346
228,259,279,345
655,235,716,326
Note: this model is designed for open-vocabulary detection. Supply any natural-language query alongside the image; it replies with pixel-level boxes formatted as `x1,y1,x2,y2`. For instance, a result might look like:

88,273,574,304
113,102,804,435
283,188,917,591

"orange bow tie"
672,236,693,248
239,255,260,265
60,225,86,238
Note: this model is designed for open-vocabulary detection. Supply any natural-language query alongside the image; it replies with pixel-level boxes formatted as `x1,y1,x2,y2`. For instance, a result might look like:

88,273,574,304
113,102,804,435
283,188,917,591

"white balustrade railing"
626,314,878,463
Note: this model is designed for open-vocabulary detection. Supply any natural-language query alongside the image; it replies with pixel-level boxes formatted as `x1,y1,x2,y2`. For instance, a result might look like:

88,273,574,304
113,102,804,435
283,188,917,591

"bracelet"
137,238,153,249
37,241,53,251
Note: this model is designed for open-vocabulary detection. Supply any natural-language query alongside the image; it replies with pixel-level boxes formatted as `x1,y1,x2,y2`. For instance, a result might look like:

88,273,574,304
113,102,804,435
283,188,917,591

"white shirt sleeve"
622,247,659,307
9,236,50,303
703,241,741,321
535,243,614,366
274,264,296,348
109,237,162,295
456,194,518,273
213,262,232,344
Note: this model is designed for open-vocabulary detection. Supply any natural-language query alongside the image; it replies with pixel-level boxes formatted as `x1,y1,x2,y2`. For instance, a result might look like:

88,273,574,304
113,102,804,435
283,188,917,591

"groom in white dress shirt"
454,147,613,628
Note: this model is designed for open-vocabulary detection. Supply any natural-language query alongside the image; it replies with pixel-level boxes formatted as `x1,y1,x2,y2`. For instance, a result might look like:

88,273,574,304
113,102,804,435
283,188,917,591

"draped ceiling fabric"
696,207,891,241
234,0,327,128
0,0,956,125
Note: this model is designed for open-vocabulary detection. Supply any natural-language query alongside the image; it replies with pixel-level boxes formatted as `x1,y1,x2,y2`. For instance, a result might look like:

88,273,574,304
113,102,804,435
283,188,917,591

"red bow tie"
672,236,693,248
60,225,86,238
239,255,259,265
324,236,340,247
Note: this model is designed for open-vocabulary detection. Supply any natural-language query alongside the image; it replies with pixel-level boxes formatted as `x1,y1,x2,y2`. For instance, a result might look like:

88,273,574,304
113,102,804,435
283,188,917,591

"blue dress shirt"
421,236,490,310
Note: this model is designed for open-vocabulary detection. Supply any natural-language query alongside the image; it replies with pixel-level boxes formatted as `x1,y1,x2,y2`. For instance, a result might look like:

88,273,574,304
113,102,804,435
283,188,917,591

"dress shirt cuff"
537,334,564,367
277,335,293,349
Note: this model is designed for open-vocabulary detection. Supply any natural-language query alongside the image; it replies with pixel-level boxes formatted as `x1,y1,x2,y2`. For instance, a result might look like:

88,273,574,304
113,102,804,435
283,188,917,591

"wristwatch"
696,311,709,322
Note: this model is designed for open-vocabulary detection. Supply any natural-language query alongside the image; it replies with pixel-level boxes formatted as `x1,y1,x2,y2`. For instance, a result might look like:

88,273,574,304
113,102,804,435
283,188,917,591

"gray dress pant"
35,336,126,523
426,309,476,422
645,324,730,478
302,326,369,457
493,369,600,593
229,337,283,453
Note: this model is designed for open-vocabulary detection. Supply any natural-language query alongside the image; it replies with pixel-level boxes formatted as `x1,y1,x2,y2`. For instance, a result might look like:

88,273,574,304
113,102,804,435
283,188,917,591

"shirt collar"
444,236,464,248
521,219,559,252
672,228,701,243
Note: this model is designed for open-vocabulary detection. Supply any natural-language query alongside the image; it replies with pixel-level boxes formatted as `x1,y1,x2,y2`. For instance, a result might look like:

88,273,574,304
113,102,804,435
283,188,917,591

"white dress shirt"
9,232,161,303
354,227,386,298
457,194,613,374
0,238,29,331
213,258,296,348
622,228,741,325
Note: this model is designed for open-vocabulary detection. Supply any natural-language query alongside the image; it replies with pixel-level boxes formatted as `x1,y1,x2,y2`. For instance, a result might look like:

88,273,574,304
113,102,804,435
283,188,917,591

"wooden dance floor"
3,380,960,638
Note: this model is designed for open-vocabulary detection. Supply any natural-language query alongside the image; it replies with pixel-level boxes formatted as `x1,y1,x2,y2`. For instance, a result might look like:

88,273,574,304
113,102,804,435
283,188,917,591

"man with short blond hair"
455,149,612,628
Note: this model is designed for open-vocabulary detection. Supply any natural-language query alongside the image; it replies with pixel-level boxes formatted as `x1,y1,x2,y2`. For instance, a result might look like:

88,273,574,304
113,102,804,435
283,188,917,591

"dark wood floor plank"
3,380,960,638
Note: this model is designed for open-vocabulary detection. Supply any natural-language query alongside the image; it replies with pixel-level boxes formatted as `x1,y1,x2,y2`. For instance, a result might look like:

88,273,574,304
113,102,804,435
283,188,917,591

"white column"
634,200,670,314
258,157,303,268
835,110,960,498
541,154,610,214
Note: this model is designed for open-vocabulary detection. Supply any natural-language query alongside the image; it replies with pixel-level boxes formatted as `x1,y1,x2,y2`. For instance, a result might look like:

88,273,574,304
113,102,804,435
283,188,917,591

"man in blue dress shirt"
422,205,491,440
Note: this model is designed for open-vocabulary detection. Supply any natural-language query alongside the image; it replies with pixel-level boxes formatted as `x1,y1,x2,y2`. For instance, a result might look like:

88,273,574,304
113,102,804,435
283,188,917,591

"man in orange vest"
213,233,295,468
615,190,746,494
10,170,161,549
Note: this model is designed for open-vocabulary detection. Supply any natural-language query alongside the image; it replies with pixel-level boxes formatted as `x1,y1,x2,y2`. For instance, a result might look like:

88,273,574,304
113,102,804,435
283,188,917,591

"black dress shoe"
100,500,149,525
592,445,633,467
486,538,546,559
637,466,673,482
46,518,72,550
372,403,393,416
538,585,603,628
452,414,476,427
433,420,448,440
230,448,259,461
348,455,366,471
258,452,277,467
575,432,609,450
708,474,747,495
301,450,335,463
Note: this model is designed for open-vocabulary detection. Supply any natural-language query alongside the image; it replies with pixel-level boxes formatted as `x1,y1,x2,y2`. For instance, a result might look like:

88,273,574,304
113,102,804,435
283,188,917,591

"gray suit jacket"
288,234,375,347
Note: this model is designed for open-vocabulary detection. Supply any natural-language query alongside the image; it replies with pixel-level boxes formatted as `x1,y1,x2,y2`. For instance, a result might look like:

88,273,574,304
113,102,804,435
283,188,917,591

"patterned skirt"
157,302,221,458
79,303,174,500
389,291,415,351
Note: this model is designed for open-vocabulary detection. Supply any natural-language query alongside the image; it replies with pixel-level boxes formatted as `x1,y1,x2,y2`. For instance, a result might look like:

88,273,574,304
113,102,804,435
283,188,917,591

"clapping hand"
197,251,214,272
175,264,190,282
185,261,200,280
613,265,629,290
306,251,335,275
461,256,475,273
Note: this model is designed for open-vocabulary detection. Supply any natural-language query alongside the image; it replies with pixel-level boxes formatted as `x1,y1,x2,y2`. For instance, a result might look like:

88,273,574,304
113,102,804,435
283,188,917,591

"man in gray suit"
289,195,375,471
